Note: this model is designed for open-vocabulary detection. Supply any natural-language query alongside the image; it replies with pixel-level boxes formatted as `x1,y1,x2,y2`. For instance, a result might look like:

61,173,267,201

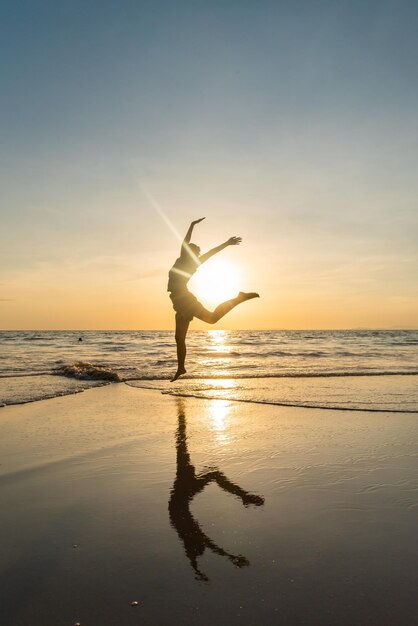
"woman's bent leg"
194,292,259,324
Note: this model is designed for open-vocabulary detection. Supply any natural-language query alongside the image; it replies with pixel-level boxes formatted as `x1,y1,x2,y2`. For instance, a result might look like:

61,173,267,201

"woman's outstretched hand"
227,236,242,246
192,217,206,225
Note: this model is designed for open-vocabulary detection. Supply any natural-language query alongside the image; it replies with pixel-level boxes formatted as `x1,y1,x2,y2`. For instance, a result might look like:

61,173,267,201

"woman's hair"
188,243,200,256
182,242,201,258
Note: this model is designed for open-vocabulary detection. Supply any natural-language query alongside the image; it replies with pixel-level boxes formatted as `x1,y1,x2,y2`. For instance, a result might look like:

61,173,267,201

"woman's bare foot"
238,291,260,302
171,368,186,382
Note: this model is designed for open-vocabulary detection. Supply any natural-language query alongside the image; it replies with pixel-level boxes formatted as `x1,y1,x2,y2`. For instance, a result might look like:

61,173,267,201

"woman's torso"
167,255,199,292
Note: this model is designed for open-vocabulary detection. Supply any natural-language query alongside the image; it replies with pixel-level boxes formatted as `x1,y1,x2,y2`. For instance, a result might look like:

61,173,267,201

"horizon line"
1,327,417,332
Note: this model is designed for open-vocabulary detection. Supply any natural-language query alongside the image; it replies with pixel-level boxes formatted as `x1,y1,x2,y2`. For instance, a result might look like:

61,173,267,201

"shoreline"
1,372,417,413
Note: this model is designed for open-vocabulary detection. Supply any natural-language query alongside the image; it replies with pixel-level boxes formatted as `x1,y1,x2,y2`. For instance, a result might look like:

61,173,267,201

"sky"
1,0,417,329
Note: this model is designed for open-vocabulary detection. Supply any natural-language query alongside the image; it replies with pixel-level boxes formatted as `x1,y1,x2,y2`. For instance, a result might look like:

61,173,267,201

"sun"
189,259,241,308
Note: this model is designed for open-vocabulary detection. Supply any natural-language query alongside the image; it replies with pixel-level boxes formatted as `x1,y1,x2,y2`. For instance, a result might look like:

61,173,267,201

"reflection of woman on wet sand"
168,218,259,381
169,398,264,581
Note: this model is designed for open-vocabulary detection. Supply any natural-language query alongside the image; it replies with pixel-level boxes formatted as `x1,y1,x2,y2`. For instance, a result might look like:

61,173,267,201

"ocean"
0,330,417,412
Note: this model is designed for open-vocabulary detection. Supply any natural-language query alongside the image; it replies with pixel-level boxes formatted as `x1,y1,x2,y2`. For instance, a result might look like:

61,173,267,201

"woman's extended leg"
171,315,190,382
194,292,259,324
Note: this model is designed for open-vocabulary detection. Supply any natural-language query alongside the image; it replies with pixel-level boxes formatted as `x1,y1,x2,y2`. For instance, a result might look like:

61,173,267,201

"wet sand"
0,384,417,625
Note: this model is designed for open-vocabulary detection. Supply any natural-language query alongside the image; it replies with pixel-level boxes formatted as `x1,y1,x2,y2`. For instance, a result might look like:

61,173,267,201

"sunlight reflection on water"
201,378,238,399
207,330,232,352
207,399,232,445
200,331,236,376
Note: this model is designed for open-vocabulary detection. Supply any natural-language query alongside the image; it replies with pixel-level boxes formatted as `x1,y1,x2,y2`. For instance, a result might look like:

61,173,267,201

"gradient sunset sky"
1,1,417,330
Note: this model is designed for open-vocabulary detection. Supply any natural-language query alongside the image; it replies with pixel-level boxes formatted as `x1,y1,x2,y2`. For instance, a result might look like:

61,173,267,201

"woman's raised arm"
199,236,242,264
182,217,205,246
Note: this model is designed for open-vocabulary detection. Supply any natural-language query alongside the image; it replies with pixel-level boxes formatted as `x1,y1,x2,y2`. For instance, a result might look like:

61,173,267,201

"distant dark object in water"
78,337,83,342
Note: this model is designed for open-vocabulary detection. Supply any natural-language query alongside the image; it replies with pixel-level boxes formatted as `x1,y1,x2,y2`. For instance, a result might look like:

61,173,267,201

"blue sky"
1,0,417,328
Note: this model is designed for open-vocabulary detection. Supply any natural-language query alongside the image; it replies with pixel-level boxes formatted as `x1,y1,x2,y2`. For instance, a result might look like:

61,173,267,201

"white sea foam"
127,374,418,413
54,361,121,381
0,375,106,407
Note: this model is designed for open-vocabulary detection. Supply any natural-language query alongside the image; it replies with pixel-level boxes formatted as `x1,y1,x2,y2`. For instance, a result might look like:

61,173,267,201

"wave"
2,369,417,383
125,371,418,381
22,336,55,341
190,349,406,358
0,371,54,378
157,390,418,414
0,386,98,408
53,361,121,381
2,372,416,411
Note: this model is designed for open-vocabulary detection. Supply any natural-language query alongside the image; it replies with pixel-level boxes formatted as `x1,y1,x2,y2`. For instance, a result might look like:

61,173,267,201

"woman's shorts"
169,290,205,322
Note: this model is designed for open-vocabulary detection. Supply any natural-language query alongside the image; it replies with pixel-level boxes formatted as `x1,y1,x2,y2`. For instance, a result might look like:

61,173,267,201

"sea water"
0,330,417,411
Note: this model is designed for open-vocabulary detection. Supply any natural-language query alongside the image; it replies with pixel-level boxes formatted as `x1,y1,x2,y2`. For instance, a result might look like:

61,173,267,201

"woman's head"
181,242,200,259
188,243,201,257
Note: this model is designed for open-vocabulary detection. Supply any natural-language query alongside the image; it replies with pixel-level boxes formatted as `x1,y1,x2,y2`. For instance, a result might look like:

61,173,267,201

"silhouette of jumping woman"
168,218,259,381
169,398,264,581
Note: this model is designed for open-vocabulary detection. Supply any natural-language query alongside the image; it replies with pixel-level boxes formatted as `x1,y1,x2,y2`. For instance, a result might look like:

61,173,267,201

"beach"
1,382,417,626
3,0,418,622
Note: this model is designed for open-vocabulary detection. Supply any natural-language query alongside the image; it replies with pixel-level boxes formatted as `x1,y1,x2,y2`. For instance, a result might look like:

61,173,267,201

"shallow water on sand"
129,373,418,412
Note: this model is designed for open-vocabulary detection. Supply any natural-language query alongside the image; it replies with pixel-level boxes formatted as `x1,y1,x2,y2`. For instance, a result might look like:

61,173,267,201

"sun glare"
189,259,241,308
207,400,232,445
